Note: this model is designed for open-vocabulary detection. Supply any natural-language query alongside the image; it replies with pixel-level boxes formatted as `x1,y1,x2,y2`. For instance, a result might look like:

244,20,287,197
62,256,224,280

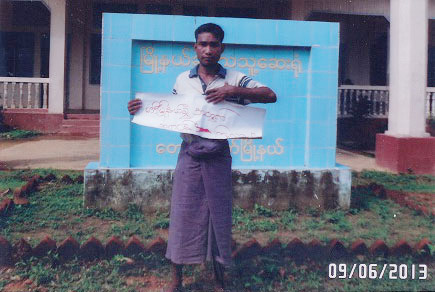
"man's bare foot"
161,282,183,292
214,279,231,292
212,260,227,292
214,286,231,292
162,263,183,292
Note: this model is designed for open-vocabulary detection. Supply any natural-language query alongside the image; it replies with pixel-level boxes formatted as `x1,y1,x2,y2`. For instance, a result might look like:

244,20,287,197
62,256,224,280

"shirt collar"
189,64,227,79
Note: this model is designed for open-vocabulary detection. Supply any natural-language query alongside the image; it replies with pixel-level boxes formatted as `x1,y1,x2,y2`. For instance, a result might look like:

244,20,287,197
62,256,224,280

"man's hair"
194,23,224,43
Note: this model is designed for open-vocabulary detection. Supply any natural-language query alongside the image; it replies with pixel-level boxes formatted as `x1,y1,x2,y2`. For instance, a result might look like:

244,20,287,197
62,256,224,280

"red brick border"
1,175,433,267
385,189,435,216
0,174,79,219
0,236,431,267
353,183,434,217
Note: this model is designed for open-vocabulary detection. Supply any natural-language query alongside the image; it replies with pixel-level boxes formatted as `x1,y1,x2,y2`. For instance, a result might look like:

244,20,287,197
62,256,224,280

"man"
128,23,276,292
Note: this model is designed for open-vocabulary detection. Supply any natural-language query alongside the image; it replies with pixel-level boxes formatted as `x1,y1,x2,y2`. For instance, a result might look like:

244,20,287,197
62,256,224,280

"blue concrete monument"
84,13,351,212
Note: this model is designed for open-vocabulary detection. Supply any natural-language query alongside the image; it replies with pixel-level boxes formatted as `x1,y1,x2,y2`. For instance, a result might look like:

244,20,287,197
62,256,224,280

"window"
0,32,35,77
12,2,50,27
429,47,435,87
89,34,101,84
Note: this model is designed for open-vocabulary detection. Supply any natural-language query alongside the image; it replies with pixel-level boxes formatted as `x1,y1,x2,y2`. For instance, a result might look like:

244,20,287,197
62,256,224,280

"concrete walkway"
0,136,99,170
0,135,392,172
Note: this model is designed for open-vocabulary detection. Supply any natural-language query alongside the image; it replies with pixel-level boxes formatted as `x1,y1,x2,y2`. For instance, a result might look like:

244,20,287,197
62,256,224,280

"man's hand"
128,98,142,115
205,83,235,104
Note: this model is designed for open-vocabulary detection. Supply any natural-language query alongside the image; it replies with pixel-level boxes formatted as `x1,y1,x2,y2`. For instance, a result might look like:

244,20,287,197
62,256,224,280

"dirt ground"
0,135,391,172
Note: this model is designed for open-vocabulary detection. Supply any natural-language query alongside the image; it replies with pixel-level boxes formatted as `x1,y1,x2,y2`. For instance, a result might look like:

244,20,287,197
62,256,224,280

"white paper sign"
131,93,266,139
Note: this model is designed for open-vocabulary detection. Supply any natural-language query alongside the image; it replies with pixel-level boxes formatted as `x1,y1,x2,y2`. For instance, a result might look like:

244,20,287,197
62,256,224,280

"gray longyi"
165,140,233,266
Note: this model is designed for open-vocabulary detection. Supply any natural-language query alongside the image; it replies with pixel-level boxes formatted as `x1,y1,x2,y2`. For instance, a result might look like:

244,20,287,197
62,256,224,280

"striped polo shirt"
172,64,266,142
172,64,265,105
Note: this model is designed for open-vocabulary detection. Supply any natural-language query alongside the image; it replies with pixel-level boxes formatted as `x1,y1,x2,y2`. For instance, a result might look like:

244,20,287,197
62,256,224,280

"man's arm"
205,83,277,104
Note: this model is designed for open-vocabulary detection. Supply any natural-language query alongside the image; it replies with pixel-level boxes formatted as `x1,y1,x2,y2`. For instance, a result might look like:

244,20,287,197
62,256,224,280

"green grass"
6,251,433,292
232,205,280,235
0,169,434,291
302,210,352,234
152,211,170,229
278,209,297,229
323,210,352,232
354,170,435,193
254,203,275,217
2,169,433,247
0,169,158,243
0,279,7,290
13,253,146,292
0,182,84,238
0,128,41,140
0,173,27,190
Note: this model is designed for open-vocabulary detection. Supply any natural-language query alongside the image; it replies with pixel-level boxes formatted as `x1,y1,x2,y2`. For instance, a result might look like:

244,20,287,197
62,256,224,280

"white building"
1,0,434,173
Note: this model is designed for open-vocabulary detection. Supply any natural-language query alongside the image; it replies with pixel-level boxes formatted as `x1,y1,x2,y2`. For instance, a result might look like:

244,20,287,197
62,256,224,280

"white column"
386,0,429,137
68,0,86,110
47,0,67,113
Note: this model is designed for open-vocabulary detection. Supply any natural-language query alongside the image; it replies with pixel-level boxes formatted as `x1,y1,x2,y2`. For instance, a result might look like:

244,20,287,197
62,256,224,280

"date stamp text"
328,263,428,280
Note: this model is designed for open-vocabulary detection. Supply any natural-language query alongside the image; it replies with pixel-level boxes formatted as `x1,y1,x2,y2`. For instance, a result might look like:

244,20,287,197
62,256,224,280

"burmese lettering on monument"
155,138,285,162
140,46,303,77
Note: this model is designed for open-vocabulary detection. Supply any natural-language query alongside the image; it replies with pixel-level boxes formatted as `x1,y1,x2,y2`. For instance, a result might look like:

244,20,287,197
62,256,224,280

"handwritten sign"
131,93,266,139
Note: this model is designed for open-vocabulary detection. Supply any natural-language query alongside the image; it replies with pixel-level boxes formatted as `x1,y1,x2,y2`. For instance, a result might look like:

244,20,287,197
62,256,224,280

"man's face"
194,32,224,67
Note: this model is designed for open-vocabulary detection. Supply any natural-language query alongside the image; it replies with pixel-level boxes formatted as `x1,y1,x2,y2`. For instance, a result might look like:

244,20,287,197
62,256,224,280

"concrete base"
84,162,351,213
376,134,435,175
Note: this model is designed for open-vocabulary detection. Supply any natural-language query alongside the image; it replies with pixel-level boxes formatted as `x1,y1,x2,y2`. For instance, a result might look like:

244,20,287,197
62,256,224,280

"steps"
58,114,100,137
